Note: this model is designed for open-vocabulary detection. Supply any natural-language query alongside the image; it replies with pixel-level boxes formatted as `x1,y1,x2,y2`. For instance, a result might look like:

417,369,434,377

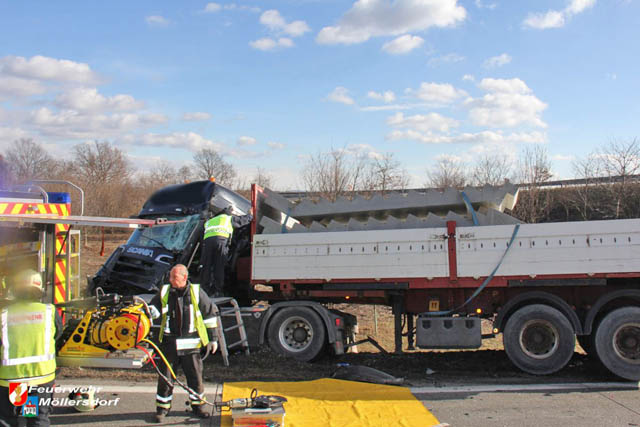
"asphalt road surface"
44,379,640,427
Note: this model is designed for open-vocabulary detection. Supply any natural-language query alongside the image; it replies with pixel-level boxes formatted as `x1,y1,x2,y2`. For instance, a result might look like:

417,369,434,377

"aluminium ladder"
211,296,250,366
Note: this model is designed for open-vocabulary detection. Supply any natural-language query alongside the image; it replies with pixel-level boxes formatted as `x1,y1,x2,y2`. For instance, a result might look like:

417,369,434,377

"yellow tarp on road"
221,378,441,427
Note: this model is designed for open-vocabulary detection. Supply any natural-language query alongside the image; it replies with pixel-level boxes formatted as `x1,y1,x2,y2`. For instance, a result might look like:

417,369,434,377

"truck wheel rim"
278,316,313,353
519,319,559,359
613,323,640,364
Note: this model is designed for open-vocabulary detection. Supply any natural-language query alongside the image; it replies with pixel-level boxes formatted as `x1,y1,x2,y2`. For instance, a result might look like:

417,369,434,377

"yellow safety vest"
0,302,56,386
204,214,233,240
158,284,210,350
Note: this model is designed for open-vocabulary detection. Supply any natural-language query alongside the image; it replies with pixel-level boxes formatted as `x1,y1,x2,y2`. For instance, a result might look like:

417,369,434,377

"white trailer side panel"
252,219,640,281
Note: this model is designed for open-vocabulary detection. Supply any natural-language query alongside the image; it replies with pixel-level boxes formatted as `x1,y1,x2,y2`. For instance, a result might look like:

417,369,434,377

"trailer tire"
267,307,326,362
504,304,575,375
594,307,640,381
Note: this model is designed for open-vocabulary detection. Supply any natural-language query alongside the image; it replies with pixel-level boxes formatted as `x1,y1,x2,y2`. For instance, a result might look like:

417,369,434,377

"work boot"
192,405,211,419
155,407,169,423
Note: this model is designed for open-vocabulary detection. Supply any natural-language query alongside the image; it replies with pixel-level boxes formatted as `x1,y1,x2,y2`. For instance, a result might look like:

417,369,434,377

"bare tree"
192,148,236,185
426,157,467,189
302,149,358,201
73,141,132,184
253,167,274,189
570,154,605,220
5,139,52,183
513,146,553,223
599,138,640,218
472,154,513,186
366,153,410,195
72,141,133,217
0,154,13,189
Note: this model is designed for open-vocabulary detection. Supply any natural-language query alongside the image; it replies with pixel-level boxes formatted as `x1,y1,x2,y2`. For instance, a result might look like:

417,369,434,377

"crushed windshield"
127,215,200,251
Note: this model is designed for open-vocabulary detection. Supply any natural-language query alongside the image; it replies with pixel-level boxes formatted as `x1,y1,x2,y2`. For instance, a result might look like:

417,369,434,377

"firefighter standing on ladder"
200,205,252,297
0,270,62,427
149,264,217,422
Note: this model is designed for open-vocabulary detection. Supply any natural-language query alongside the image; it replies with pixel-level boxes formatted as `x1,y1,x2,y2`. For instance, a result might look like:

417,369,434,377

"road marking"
55,383,223,395
410,382,640,394
55,381,639,395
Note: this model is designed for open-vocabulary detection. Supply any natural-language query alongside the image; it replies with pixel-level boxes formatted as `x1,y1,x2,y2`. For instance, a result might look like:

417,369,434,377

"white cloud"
146,15,170,26
406,82,467,105
523,0,595,29
0,76,46,99
267,141,286,150
237,136,258,146
387,112,459,133
552,154,575,161
224,4,261,13
0,55,100,84
381,35,424,54
462,74,475,82
27,107,167,139
340,143,384,160
523,11,565,29
567,0,597,14
483,53,512,68
182,112,212,121
387,129,546,145
316,0,466,45
203,3,221,13
129,132,223,152
0,126,29,143
249,37,294,51
54,88,144,112
260,10,310,37
475,0,497,9
464,78,547,128
327,87,355,105
427,53,465,67
367,90,396,103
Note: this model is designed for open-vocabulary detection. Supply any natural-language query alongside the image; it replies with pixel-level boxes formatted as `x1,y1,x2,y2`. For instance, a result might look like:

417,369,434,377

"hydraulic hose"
140,338,216,408
424,223,521,317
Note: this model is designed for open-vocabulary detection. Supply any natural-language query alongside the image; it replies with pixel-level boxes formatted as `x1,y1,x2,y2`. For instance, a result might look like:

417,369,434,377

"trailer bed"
252,219,640,284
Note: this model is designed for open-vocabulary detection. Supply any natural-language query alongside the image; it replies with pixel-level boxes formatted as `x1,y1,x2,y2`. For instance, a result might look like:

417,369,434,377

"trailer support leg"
407,314,415,350
392,295,403,354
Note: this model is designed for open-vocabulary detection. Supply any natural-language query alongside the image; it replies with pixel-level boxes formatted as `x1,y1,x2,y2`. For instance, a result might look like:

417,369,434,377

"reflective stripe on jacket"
204,214,233,240
0,302,56,386
158,284,210,349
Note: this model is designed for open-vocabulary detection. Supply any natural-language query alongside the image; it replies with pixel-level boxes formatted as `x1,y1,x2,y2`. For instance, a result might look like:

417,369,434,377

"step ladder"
211,297,250,367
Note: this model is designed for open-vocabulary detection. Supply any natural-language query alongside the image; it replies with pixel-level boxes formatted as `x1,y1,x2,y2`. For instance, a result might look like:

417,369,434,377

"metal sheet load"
257,184,521,234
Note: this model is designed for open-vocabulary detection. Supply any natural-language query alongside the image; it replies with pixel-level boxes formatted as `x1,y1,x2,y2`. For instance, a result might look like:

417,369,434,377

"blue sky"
0,0,638,188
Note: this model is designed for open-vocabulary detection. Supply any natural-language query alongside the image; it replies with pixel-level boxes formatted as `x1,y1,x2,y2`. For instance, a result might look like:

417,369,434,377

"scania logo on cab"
126,247,154,258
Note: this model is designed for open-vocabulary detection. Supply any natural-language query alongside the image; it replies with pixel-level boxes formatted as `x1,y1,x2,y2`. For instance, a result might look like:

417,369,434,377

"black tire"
594,307,640,381
267,307,326,362
503,304,576,375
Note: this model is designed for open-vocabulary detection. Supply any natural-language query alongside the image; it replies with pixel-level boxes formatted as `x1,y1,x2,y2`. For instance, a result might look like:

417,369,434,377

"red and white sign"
9,382,28,406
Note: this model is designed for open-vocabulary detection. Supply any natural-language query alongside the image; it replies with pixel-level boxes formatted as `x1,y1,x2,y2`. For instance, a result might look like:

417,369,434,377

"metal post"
373,305,378,336
392,294,403,354
407,313,415,350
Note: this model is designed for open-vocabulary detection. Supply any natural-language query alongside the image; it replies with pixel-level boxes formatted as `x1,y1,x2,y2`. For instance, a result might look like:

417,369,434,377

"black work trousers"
155,338,205,410
0,379,54,427
200,236,228,296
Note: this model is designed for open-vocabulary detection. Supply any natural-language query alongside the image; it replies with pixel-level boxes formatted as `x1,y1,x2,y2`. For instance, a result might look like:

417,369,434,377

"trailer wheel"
504,304,575,375
594,307,640,381
267,307,326,362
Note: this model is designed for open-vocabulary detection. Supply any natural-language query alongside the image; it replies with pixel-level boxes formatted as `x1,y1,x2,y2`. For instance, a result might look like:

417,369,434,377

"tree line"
0,138,639,224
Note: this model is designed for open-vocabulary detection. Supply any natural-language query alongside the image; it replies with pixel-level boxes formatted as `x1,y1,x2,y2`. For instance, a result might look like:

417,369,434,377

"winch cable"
424,223,520,317
139,339,217,408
